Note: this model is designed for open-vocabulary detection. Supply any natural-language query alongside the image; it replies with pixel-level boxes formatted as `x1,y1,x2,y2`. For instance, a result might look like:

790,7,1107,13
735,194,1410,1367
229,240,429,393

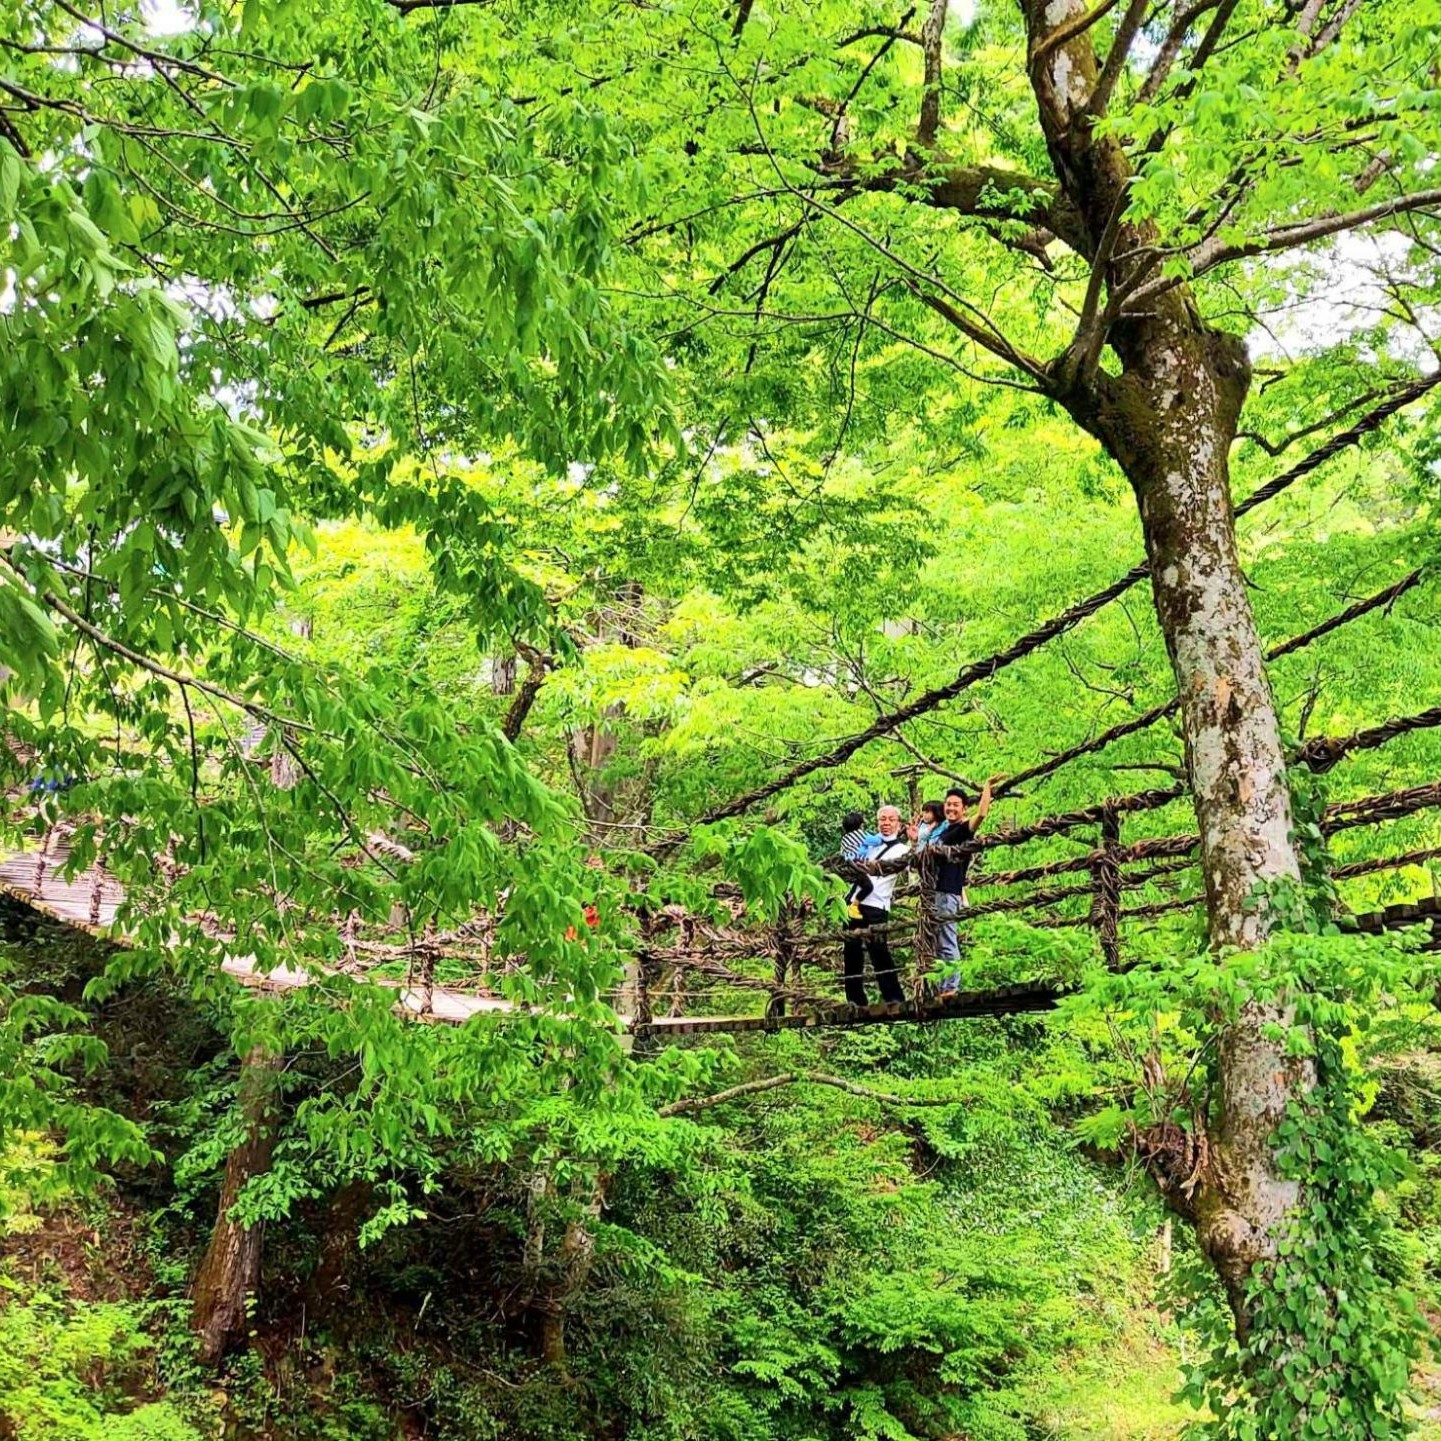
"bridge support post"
620,950,660,1057
914,849,939,1001
1091,807,1121,970
766,899,796,1019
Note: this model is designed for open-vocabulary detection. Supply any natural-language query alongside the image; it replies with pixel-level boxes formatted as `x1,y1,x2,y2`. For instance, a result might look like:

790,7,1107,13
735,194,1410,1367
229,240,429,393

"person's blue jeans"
934,889,965,993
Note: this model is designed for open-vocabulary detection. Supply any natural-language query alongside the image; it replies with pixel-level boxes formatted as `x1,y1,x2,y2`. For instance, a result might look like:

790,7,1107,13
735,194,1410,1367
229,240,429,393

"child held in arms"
840,810,877,919
913,799,945,844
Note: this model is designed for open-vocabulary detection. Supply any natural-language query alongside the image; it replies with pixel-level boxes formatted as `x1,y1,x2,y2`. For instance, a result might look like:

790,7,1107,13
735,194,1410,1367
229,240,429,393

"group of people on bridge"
838,776,999,1008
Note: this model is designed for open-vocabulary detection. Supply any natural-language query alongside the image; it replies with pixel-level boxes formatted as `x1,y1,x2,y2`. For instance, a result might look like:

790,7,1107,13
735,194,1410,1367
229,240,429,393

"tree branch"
386,0,494,11
836,6,917,144
835,156,1091,258
1066,180,1131,383
1189,186,1441,276
502,649,553,742
3,557,317,737
836,24,923,48
1309,0,1364,56
735,75,1049,378
1032,0,1123,63
659,1070,961,1116
1136,0,1227,105
1089,0,1150,116
907,281,1051,384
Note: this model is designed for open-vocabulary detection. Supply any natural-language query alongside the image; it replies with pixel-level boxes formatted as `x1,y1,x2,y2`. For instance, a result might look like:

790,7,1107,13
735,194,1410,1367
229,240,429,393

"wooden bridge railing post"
635,954,655,1031
418,914,438,1015
767,898,796,1019
1091,806,1121,969
32,825,52,896
914,848,939,1002
626,951,662,1057
88,835,108,927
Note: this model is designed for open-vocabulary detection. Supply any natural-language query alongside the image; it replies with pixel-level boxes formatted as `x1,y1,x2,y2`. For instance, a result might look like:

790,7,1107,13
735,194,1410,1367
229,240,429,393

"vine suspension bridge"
3,587,1438,1039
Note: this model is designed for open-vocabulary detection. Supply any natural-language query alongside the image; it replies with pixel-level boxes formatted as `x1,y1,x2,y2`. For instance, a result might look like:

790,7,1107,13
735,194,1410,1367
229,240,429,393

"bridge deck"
643,982,1060,1034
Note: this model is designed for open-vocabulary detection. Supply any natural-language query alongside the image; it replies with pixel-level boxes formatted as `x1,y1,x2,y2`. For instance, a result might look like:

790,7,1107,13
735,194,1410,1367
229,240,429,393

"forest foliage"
3,0,1441,1437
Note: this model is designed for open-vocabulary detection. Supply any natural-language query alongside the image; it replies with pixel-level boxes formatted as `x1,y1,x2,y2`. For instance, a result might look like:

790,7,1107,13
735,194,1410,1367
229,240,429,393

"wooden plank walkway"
0,849,517,1025
0,849,124,930
641,982,1060,1035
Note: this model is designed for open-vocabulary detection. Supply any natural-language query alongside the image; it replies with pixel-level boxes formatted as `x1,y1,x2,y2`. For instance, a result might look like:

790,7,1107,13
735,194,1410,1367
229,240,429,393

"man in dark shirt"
920,778,996,994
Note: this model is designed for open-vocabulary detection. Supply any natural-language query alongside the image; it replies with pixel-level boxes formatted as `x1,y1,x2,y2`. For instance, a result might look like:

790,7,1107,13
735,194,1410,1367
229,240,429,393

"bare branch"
659,1070,960,1116
1067,181,1131,383
1235,384,1394,456
1354,152,1392,195
1090,0,1150,116
708,217,811,295
829,6,918,149
1166,0,1242,101
1293,0,1329,43
1189,185,1441,276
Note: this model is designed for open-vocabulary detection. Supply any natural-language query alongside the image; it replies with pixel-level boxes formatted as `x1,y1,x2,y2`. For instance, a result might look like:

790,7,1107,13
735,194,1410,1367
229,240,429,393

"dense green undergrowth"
5,917,1441,1441
0,917,1194,1441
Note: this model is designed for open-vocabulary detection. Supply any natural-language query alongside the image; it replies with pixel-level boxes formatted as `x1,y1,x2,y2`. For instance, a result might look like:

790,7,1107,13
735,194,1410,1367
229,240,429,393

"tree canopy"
3,1,1441,1437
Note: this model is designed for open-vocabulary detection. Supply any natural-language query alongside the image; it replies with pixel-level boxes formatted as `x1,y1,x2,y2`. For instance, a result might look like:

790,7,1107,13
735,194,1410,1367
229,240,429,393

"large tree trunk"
1090,322,1312,1331
192,1045,283,1364
569,720,619,830
569,582,648,837
1014,0,1315,1331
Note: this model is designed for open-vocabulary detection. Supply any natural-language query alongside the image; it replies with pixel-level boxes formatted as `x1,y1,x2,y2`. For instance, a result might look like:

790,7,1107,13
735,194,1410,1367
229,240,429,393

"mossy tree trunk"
304,1179,375,1326
1081,323,1312,1332
533,1175,606,1370
1016,0,1312,1336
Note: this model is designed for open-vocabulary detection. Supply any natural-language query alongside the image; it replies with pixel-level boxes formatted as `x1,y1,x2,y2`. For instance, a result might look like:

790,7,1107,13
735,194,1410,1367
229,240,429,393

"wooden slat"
0,850,123,931
640,982,1061,1035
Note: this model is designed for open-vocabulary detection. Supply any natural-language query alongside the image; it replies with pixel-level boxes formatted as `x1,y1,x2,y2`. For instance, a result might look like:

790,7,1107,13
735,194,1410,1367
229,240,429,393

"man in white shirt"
842,804,909,1007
